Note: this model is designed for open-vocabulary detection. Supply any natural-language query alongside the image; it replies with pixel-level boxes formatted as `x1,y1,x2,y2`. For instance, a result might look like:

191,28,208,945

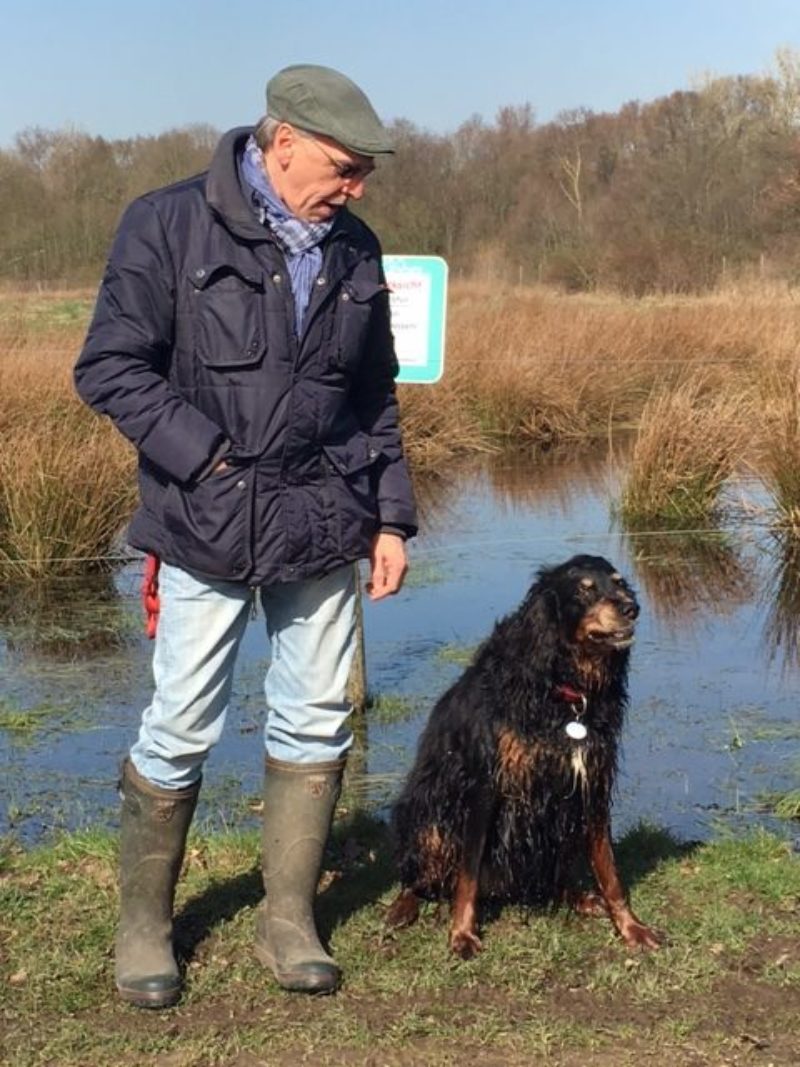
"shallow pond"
1,448,798,846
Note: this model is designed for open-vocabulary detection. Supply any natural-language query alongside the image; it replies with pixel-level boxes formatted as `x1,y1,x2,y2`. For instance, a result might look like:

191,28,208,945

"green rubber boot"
115,758,199,1009
254,756,345,994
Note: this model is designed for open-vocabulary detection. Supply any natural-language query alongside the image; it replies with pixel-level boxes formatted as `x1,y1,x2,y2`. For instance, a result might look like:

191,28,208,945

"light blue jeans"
130,562,357,789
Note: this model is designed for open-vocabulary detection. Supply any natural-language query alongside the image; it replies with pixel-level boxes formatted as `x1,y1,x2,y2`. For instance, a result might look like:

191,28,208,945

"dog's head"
538,554,639,654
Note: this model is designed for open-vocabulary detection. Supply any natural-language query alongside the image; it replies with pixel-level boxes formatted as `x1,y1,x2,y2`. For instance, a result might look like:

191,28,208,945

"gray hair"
254,115,281,151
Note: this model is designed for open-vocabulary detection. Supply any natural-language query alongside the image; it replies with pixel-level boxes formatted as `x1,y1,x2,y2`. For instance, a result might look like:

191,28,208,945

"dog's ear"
517,584,562,670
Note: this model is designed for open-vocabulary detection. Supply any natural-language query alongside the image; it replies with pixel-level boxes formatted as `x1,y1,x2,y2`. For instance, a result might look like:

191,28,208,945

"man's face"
267,125,375,222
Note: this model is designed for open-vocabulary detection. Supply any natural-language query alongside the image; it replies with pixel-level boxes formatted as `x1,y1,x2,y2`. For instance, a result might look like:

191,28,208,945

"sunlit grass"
1,823,798,1066
4,282,800,580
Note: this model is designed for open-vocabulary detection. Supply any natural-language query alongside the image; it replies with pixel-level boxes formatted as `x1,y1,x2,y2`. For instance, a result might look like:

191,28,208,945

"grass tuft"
618,376,750,526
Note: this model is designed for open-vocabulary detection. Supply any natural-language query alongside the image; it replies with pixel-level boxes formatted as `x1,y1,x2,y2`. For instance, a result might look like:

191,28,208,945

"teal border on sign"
383,255,448,384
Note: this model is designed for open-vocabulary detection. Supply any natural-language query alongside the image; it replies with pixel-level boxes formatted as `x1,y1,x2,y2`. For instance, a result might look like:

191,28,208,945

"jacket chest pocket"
335,278,388,371
189,264,266,369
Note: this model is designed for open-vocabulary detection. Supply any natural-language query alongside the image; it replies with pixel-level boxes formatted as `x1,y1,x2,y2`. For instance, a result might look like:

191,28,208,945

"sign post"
348,255,449,722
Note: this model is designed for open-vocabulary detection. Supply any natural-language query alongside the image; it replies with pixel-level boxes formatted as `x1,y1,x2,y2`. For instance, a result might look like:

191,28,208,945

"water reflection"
485,443,619,511
0,573,137,658
1,449,798,845
622,529,754,627
762,534,800,673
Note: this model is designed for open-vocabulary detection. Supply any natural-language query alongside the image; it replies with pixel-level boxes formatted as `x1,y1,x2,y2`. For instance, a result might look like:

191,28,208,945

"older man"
75,65,417,1007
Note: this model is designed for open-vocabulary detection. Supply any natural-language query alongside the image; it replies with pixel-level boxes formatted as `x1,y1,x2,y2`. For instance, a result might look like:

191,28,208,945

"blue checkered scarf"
240,134,334,335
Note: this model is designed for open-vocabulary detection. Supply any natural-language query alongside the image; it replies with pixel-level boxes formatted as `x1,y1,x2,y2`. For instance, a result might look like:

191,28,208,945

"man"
74,64,417,1008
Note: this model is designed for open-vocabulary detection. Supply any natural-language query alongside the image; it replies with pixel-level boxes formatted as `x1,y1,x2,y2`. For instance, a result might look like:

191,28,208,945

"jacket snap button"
341,292,350,301
195,268,206,279
236,480,246,490
316,276,326,286
272,273,282,284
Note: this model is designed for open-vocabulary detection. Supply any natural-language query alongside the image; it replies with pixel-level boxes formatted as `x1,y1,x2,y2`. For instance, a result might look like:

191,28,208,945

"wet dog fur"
386,554,662,957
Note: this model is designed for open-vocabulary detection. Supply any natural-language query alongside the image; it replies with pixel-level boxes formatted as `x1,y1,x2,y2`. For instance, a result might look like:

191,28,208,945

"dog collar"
553,684,585,706
553,684,588,741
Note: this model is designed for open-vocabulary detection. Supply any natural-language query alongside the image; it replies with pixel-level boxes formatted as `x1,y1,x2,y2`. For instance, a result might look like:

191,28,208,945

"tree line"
3,52,800,294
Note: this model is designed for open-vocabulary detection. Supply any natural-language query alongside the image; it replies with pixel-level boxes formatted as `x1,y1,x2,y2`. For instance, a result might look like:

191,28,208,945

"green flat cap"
266,64,394,156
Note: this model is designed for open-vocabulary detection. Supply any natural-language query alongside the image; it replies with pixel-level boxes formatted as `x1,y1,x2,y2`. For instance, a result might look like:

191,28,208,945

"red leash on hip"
142,554,161,639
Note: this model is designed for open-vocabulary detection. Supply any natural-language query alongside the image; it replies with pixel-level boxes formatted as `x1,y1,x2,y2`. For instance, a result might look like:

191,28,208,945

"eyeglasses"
300,132,375,184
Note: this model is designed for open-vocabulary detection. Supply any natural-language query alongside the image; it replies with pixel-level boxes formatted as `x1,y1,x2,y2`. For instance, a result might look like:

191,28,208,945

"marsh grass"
618,376,751,526
774,790,800,819
1,823,798,1066
365,691,423,726
0,411,136,580
757,365,800,533
0,697,68,735
436,642,478,667
0,329,137,580
757,789,800,820
3,282,800,580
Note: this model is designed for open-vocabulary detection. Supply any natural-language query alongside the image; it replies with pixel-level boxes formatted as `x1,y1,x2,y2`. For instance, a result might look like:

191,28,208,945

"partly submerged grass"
1,822,799,1066
618,376,751,527
365,691,423,726
757,789,800,821
435,642,478,667
758,366,800,534
0,697,79,737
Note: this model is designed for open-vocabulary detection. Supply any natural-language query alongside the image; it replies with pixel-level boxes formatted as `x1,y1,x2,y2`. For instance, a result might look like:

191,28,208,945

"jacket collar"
205,127,361,252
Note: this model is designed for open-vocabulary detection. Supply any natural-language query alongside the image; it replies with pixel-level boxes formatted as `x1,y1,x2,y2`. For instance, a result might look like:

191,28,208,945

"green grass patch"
0,696,94,741
436,642,478,667
1,821,799,1065
756,789,800,820
724,706,800,745
365,691,423,726
402,561,447,588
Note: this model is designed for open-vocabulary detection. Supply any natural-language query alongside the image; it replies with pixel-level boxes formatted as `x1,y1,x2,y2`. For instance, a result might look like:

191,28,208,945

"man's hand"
366,532,408,601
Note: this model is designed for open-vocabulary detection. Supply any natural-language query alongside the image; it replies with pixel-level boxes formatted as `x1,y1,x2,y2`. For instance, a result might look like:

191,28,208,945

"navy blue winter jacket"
74,128,417,585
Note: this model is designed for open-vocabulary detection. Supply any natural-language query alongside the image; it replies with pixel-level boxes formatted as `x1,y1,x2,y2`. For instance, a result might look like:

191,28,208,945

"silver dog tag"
565,721,588,741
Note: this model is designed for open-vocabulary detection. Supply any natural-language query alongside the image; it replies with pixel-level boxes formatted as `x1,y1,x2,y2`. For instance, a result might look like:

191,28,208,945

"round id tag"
565,720,588,741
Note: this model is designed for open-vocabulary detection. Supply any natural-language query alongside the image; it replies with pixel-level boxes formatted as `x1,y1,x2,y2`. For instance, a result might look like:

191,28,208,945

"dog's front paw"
449,928,483,959
620,920,664,951
571,890,610,918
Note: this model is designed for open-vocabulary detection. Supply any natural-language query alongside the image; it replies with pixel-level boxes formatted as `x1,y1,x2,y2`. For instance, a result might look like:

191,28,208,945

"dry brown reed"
755,364,800,534
618,375,753,526
3,281,800,579
400,280,800,470
0,310,136,580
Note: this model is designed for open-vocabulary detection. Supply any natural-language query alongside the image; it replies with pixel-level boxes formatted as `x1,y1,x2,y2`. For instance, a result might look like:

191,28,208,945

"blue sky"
1,0,798,147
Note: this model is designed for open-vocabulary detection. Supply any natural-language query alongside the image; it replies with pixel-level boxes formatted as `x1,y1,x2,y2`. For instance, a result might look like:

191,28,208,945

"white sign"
382,255,448,384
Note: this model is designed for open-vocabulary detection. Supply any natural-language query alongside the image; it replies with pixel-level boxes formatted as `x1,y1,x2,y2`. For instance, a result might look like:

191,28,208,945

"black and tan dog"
386,554,662,957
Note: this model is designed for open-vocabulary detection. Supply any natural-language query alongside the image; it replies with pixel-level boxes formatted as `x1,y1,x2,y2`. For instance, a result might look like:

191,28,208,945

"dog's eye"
579,577,594,589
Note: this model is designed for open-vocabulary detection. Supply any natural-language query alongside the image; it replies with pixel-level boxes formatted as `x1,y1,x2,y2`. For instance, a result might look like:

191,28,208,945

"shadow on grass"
171,818,693,966
174,865,262,965
614,821,700,885
318,811,398,943
172,810,397,965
